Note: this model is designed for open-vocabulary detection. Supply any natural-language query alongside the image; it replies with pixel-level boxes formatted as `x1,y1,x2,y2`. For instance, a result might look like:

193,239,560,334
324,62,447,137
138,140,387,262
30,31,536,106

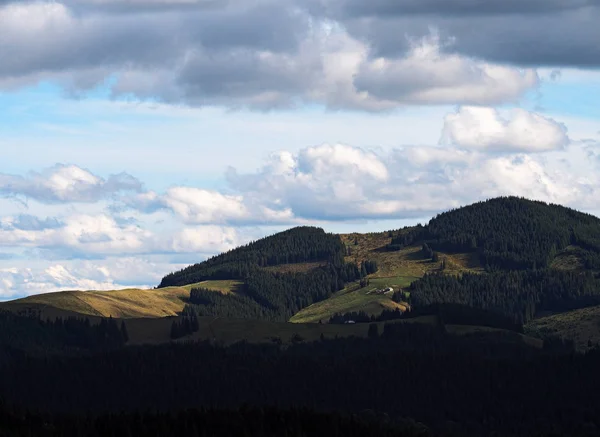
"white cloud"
0,213,151,255
298,143,389,180
118,185,301,225
0,164,142,203
353,33,538,107
440,106,569,152
162,187,248,223
0,211,248,259
169,226,242,253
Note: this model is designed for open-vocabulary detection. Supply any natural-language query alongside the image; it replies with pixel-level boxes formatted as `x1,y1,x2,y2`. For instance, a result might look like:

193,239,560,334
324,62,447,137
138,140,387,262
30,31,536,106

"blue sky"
1,0,599,299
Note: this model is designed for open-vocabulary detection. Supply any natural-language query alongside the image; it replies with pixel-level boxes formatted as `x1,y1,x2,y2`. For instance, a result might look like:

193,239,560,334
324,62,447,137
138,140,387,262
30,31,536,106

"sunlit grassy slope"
0,280,244,319
289,277,415,323
290,231,483,323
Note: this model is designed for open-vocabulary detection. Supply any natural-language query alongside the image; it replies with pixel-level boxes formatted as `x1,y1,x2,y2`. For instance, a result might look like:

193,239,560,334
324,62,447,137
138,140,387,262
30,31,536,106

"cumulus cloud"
353,34,538,106
0,164,142,204
118,186,299,225
170,226,242,253
0,1,539,110
440,106,569,152
226,141,600,221
110,134,599,225
0,214,152,255
0,210,246,260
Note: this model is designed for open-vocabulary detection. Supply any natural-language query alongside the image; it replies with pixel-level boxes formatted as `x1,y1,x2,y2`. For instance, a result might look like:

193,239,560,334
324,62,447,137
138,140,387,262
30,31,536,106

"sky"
1,0,600,299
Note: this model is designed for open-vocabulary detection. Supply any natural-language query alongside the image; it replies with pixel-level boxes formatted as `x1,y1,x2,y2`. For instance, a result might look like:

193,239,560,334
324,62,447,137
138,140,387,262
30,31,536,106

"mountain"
2,196,600,338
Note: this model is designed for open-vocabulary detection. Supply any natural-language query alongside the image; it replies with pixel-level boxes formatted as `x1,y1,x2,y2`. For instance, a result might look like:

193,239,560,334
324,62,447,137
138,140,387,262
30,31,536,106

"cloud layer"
0,1,542,110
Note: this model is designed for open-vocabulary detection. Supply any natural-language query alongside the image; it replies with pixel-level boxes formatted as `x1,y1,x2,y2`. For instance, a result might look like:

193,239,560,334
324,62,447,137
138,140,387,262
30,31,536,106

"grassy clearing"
289,276,417,324
341,232,483,278
550,245,586,271
196,280,245,294
526,305,600,351
0,280,244,319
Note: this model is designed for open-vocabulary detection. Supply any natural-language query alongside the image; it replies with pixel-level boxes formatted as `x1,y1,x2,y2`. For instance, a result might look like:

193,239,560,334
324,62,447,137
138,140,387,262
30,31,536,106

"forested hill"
159,226,345,287
161,198,600,288
425,196,600,270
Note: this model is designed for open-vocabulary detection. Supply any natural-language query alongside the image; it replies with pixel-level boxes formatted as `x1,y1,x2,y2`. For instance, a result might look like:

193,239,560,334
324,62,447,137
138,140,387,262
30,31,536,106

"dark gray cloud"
1,0,598,109
176,48,318,108
318,3,600,68
0,1,305,79
310,0,596,17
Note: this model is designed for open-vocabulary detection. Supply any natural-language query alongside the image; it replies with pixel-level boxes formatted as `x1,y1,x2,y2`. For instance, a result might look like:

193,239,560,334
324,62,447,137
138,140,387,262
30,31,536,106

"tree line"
0,310,127,356
1,322,597,436
401,269,600,324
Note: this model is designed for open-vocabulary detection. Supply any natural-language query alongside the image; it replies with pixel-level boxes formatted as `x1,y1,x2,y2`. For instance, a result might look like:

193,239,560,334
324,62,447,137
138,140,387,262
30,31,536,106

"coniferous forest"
0,322,599,436
425,197,600,270
159,227,348,287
